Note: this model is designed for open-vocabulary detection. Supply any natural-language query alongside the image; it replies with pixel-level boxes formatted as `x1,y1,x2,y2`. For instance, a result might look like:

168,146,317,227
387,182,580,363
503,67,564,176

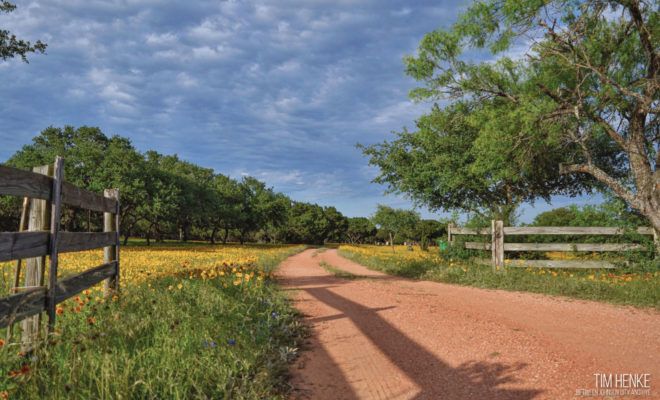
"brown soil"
277,249,659,400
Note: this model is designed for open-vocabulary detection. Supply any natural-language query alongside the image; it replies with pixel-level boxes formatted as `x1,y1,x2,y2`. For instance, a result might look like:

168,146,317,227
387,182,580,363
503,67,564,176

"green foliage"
532,198,646,228
339,248,659,308
414,219,444,250
371,205,420,245
0,1,47,62
2,126,352,245
318,261,366,279
361,99,588,225
0,247,306,399
365,0,659,232
526,199,655,257
345,217,377,244
277,202,347,245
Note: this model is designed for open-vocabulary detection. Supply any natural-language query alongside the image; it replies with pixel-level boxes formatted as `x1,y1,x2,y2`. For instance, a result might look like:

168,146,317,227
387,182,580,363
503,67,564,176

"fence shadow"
298,283,544,400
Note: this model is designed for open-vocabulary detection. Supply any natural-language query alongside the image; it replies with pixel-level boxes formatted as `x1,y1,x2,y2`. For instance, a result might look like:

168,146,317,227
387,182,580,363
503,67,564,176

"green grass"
339,249,660,309
0,248,307,399
318,261,365,280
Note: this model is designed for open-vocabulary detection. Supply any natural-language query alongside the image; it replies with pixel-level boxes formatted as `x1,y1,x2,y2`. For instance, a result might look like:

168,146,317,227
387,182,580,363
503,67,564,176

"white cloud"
176,72,198,88
392,7,412,17
145,32,178,46
273,60,301,73
191,45,235,60
370,101,423,127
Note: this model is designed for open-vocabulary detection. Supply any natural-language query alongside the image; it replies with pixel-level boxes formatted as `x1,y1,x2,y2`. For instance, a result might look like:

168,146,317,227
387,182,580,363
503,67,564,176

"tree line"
0,126,448,246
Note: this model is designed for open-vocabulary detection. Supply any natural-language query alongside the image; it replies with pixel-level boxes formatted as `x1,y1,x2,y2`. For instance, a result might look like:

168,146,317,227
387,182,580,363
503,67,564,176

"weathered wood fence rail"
0,157,120,348
448,222,656,269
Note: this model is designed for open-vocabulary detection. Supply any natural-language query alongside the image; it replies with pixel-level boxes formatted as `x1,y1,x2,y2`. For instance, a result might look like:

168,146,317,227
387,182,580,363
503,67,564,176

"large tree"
362,100,592,224
234,177,287,244
6,126,148,236
206,174,242,244
1,1,46,62
366,0,659,233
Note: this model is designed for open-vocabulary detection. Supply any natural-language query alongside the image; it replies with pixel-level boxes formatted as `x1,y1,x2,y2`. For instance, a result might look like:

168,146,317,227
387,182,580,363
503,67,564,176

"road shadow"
289,330,361,400
297,282,544,400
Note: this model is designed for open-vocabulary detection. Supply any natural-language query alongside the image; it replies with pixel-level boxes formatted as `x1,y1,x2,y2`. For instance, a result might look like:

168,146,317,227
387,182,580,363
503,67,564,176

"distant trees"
345,217,377,244
532,198,646,228
1,1,47,62
372,205,420,249
414,219,444,250
3,126,393,245
275,202,348,245
2,126,461,246
363,0,658,233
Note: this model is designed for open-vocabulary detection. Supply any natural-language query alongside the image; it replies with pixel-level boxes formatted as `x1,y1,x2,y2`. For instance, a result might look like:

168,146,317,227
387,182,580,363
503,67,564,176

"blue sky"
0,0,600,222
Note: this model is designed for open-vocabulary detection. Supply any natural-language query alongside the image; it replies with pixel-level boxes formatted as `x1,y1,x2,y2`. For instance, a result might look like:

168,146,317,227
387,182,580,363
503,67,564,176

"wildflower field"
0,243,307,399
339,245,660,308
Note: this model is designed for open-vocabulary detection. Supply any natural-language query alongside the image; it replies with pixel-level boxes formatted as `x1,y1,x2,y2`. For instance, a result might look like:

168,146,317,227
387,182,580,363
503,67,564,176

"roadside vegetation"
339,245,659,309
318,261,365,280
0,244,307,399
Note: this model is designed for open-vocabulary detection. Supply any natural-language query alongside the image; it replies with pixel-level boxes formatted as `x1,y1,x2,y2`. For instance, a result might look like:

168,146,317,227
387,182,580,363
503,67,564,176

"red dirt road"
277,249,660,400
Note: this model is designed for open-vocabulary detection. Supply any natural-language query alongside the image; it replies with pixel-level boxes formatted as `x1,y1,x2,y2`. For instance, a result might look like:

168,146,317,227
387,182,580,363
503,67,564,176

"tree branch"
559,163,637,206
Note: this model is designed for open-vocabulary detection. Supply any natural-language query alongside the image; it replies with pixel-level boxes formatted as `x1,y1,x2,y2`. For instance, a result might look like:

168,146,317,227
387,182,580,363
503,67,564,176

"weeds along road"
276,249,659,400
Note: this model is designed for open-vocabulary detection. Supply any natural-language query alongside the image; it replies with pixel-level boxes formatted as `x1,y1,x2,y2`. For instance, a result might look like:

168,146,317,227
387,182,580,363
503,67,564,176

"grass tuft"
318,261,365,280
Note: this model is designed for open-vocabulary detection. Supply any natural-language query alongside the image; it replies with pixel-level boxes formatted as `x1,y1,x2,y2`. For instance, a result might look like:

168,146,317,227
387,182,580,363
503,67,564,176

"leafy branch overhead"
1,1,47,62
363,0,658,232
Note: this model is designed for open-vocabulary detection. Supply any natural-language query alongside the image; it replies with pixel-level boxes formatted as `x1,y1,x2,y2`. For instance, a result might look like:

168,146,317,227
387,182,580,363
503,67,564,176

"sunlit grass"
0,244,307,399
339,245,659,308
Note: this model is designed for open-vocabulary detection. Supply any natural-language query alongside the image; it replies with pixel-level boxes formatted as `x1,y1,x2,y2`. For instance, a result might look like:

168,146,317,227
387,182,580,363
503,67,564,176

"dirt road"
277,249,659,400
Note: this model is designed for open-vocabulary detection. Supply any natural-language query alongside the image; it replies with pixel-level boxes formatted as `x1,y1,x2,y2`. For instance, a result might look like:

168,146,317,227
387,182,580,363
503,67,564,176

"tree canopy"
371,205,420,248
363,0,658,231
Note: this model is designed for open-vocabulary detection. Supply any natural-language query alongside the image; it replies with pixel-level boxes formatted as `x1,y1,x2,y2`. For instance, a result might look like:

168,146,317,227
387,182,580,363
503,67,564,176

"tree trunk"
182,224,190,242
389,232,394,253
123,232,130,246
222,228,229,244
210,227,218,244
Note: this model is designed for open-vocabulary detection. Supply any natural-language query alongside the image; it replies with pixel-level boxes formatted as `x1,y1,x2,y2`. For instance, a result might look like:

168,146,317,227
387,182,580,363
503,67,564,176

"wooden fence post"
491,220,504,271
47,157,64,332
447,223,453,245
6,198,31,340
21,164,53,350
104,189,120,296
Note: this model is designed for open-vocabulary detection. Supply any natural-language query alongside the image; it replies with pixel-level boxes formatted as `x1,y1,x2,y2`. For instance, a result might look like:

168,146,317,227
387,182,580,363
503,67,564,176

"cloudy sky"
0,0,599,222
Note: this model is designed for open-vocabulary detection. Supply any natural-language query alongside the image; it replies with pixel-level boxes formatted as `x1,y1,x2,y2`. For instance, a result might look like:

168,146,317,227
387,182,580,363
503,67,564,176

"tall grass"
0,245,307,399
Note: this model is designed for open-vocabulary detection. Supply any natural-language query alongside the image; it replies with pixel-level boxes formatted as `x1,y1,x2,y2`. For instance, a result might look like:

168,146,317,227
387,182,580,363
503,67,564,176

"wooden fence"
448,221,657,269
0,157,120,348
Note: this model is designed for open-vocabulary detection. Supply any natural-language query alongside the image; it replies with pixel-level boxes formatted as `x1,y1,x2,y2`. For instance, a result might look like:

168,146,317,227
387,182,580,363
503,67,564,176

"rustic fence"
0,157,119,348
448,221,657,269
